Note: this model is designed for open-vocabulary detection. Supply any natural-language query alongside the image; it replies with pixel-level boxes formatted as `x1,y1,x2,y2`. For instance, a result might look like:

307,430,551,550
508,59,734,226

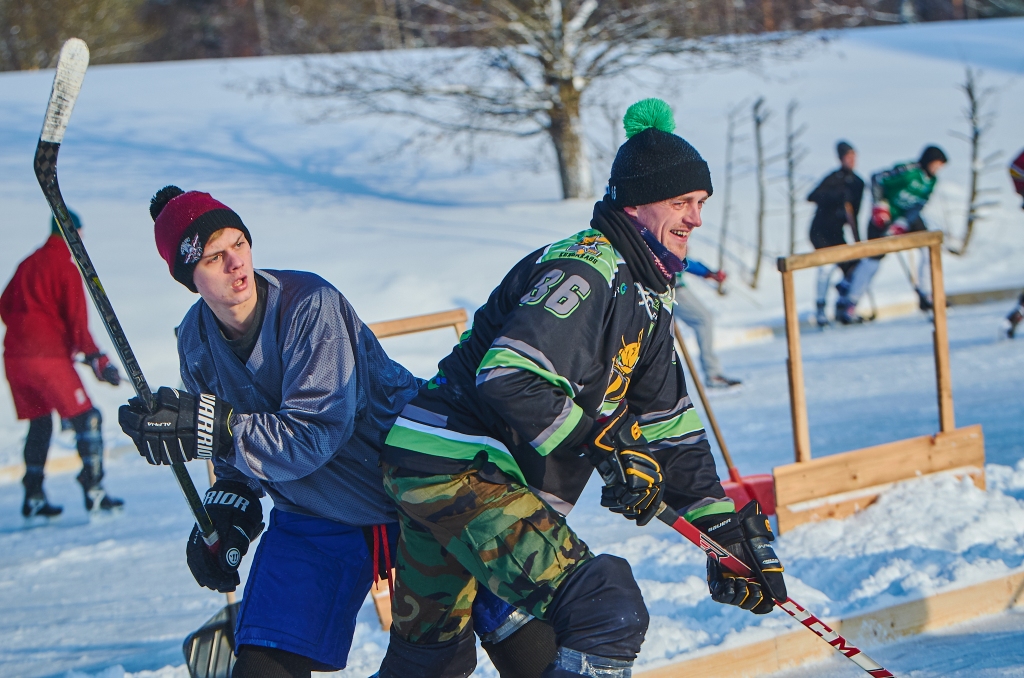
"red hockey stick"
656,503,895,677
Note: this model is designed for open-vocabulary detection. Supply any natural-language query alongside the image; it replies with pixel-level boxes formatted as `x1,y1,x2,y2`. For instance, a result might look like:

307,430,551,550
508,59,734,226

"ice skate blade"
22,514,60,529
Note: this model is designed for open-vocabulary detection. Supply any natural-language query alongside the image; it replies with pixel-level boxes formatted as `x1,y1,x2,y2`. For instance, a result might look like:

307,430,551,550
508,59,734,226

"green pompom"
622,98,676,139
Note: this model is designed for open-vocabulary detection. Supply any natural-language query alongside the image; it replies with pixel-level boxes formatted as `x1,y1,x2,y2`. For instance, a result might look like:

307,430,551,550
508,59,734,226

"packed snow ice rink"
1,16,1024,678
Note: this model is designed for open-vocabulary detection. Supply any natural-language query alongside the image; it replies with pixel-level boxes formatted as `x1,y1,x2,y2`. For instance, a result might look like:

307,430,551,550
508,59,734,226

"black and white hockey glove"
117,386,233,465
186,480,264,593
587,402,664,526
692,500,786,615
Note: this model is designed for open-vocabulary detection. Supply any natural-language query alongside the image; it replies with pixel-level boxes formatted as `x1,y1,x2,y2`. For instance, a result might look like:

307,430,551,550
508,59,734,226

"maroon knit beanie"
150,186,252,293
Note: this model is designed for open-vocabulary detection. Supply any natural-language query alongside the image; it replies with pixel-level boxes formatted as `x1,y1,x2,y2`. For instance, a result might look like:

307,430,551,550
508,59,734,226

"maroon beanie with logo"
150,186,252,293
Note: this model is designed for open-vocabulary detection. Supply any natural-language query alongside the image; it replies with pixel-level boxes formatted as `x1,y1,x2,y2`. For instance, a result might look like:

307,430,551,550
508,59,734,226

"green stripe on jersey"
386,420,527,485
538,229,620,285
683,499,736,523
477,347,575,397
534,403,585,457
640,408,704,443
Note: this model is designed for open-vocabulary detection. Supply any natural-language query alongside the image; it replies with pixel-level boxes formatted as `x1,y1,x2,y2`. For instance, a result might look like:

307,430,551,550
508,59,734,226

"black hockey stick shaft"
34,39,219,547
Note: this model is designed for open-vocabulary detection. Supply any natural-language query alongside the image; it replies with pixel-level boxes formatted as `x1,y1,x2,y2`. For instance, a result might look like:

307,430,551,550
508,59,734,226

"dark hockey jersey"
383,199,729,521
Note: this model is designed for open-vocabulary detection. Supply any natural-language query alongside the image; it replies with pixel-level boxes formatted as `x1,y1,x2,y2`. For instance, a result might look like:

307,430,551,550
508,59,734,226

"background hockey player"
373,99,786,678
1,210,123,518
117,187,421,677
672,259,742,388
835,145,947,323
807,141,865,326
1006,147,1024,338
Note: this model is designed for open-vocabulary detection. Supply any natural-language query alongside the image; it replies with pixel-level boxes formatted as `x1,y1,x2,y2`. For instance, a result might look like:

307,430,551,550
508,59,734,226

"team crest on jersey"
180,233,204,265
605,329,643,402
566,234,607,258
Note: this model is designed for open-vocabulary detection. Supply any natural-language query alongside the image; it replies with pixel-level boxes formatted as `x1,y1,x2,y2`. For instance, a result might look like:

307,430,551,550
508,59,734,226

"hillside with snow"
0,17,1023,677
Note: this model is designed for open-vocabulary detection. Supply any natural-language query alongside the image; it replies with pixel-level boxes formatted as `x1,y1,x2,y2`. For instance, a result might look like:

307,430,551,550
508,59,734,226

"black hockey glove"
586,402,664,526
692,500,786,615
186,480,264,593
118,386,233,465
85,353,121,386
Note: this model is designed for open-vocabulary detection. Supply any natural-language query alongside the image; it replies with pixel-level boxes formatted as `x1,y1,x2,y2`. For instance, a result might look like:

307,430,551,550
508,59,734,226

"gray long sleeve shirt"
178,269,420,526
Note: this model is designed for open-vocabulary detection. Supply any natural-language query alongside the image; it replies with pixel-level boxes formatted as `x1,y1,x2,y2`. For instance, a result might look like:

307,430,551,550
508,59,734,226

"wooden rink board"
773,425,985,533
637,568,1024,678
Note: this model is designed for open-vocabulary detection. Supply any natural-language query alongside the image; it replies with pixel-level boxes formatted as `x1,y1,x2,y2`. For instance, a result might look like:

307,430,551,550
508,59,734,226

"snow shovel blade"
183,601,241,678
723,471,776,516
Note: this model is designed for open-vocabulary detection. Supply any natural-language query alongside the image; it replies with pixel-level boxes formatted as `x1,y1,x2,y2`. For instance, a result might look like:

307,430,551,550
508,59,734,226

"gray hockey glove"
118,386,233,465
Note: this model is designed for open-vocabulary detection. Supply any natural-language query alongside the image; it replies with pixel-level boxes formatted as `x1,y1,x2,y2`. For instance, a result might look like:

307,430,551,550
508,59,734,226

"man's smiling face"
623,190,709,260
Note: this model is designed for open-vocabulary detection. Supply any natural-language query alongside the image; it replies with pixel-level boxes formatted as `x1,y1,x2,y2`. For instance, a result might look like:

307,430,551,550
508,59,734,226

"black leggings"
233,645,314,678
23,408,103,476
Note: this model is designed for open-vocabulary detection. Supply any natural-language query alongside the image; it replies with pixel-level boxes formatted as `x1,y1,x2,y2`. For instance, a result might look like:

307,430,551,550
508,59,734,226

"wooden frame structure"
368,308,468,340
773,231,984,532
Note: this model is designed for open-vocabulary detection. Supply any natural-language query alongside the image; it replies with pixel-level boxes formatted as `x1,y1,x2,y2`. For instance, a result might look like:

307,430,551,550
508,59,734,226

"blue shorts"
235,509,398,670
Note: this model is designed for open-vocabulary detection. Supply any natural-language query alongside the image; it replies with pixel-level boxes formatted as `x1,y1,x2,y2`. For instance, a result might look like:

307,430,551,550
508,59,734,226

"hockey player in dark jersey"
1006,148,1024,338
837,146,947,323
116,187,423,677
374,99,787,678
807,141,865,326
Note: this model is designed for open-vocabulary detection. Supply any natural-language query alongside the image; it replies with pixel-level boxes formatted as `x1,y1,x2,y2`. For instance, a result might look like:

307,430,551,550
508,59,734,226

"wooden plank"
370,574,394,631
781,270,811,462
0,454,81,484
637,569,1024,678
368,308,467,339
776,465,984,533
930,243,955,433
773,425,984,506
777,231,942,272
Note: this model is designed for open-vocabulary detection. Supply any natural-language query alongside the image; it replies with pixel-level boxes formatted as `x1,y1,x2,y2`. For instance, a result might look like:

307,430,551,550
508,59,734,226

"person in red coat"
1,211,124,518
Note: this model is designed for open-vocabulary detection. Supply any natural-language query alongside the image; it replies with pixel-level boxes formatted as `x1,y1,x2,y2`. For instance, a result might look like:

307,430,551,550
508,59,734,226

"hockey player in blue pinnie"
116,186,421,677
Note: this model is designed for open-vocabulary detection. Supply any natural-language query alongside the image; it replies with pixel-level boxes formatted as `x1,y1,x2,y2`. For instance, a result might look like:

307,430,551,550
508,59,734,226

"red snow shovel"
672,322,776,515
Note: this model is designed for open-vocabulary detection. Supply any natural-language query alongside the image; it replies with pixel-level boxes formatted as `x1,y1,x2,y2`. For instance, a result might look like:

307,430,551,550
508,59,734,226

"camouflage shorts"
382,463,593,644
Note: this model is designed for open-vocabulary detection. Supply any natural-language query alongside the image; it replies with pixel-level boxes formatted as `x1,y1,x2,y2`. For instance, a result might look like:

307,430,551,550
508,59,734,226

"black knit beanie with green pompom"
608,98,713,208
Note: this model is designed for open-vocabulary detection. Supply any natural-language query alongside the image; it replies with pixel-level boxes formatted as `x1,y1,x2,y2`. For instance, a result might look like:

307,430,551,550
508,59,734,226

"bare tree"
276,1,793,199
949,67,1001,255
717,101,749,294
784,99,808,255
750,97,770,287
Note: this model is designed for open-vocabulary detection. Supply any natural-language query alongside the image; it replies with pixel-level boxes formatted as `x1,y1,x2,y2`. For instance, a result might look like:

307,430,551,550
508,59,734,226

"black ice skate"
77,463,124,513
835,301,864,325
82,485,125,513
22,491,63,519
707,374,742,390
916,288,934,312
1007,305,1023,339
815,301,830,328
22,472,63,519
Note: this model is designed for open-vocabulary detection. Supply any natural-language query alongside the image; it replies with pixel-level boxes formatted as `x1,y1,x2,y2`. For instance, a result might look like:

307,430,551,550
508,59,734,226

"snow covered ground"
1,16,1024,678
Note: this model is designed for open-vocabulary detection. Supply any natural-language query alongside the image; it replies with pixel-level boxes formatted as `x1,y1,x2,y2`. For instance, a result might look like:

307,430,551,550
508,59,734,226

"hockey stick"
655,503,895,677
33,38,220,550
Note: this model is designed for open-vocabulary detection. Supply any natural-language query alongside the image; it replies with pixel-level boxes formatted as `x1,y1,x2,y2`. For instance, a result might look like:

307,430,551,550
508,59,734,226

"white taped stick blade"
40,38,89,144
